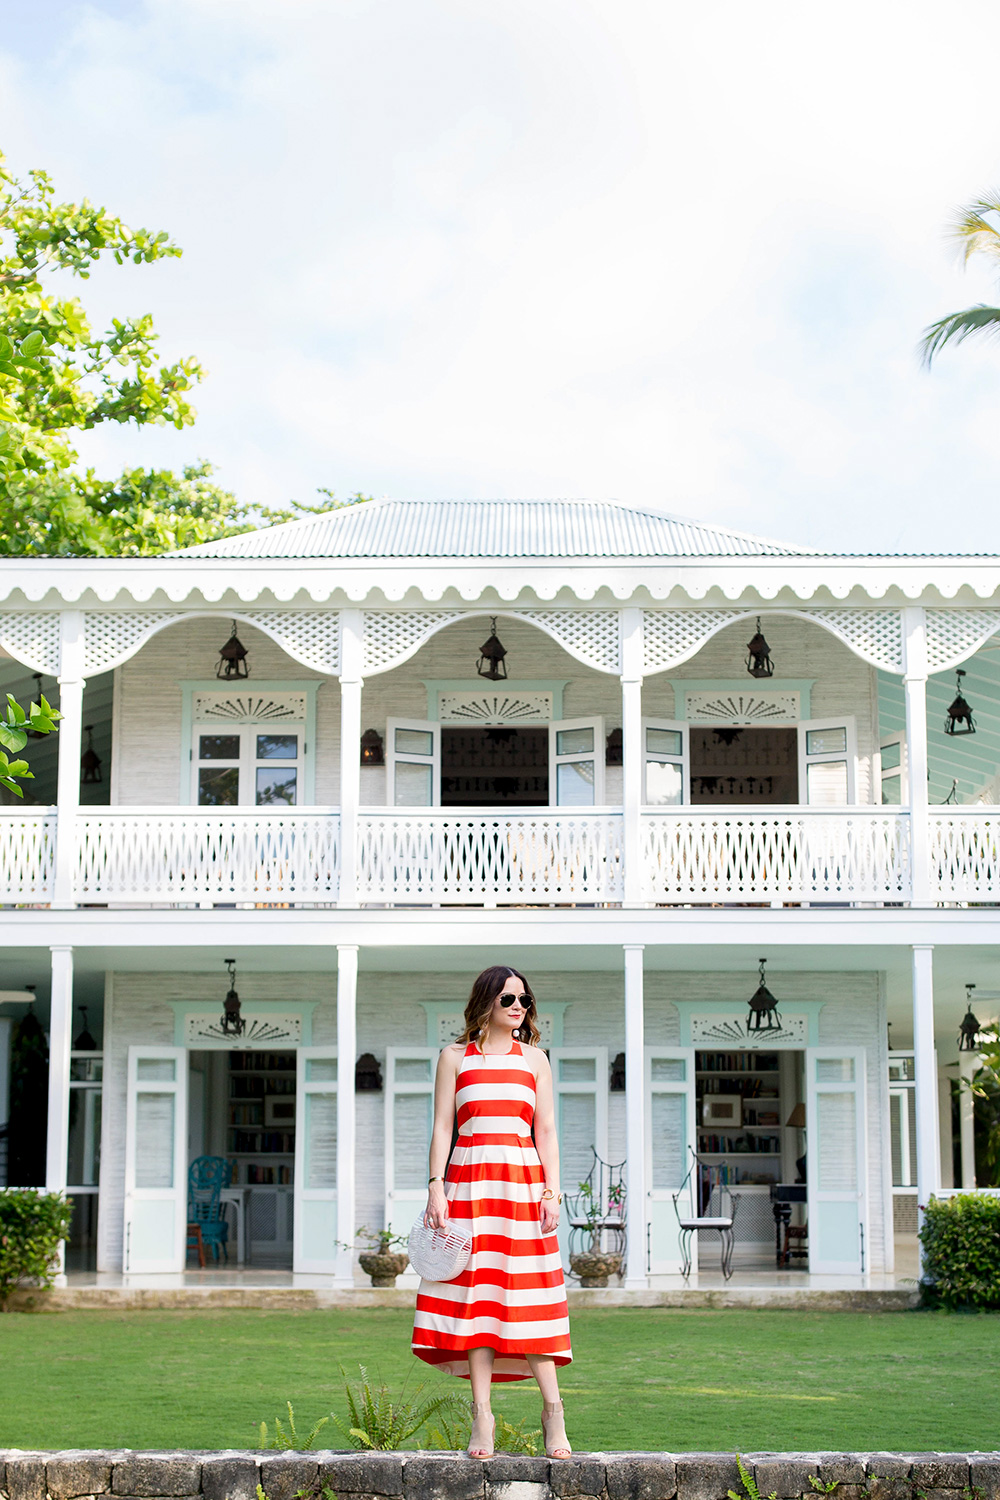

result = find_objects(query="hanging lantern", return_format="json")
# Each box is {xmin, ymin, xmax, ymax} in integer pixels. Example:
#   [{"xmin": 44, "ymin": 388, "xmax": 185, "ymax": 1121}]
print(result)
[
  {"xmin": 609, "ymin": 1051, "xmax": 626, "ymax": 1091},
  {"xmin": 81, "ymin": 724, "xmax": 102, "ymax": 785},
  {"xmin": 958, "ymin": 984, "xmax": 981, "ymax": 1052},
  {"xmin": 747, "ymin": 956, "xmax": 782, "ymax": 1032},
  {"xmin": 216, "ymin": 621, "xmax": 250, "ymax": 681},
  {"xmin": 360, "ymin": 729, "xmax": 385, "ymax": 766},
  {"xmin": 220, "ymin": 957, "xmax": 246, "ymax": 1037},
  {"xmin": 476, "ymin": 618, "xmax": 508, "ymax": 681},
  {"xmin": 355, "ymin": 1052, "xmax": 383, "ymax": 1091},
  {"xmin": 944, "ymin": 669, "xmax": 975, "ymax": 735},
  {"xmin": 73, "ymin": 1005, "xmax": 97, "ymax": 1051},
  {"xmin": 745, "ymin": 618, "xmax": 774, "ymax": 679}
]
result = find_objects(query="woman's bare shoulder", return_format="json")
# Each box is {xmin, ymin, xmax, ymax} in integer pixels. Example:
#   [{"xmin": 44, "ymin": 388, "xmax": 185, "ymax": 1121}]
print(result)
[
  {"xmin": 439, "ymin": 1041, "xmax": 466, "ymax": 1063},
  {"xmin": 524, "ymin": 1043, "xmax": 551, "ymax": 1078}
]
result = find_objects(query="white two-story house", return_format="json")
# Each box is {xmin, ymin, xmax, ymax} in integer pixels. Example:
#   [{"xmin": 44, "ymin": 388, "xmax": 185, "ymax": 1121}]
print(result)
[{"xmin": 0, "ymin": 497, "xmax": 997, "ymax": 1288}]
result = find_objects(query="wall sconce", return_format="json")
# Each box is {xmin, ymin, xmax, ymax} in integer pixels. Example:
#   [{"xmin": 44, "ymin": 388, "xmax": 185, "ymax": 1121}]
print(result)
[
  {"xmin": 355, "ymin": 1052, "xmax": 383, "ymax": 1091},
  {"xmin": 747, "ymin": 956, "xmax": 782, "ymax": 1032},
  {"xmin": 605, "ymin": 728, "xmax": 623, "ymax": 766},
  {"xmin": 81, "ymin": 725, "xmax": 102, "ymax": 784},
  {"xmin": 477, "ymin": 618, "xmax": 508, "ymax": 681},
  {"xmin": 745, "ymin": 618, "xmax": 774, "ymax": 679},
  {"xmin": 220, "ymin": 957, "xmax": 246, "ymax": 1037},
  {"xmin": 360, "ymin": 729, "xmax": 385, "ymax": 766},
  {"xmin": 944, "ymin": 669, "xmax": 975, "ymax": 735},
  {"xmin": 217, "ymin": 621, "xmax": 250, "ymax": 680},
  {"xmin": 609, "ymin": 1051, "xmax": 626, "ymax": 1091}
]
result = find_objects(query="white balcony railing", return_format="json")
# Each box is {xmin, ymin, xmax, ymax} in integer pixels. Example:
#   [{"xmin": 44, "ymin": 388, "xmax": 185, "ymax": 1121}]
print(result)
[
  {"xmin": 928, "ymin": 811, "xmax": 1000, "ymax": 903},
  {"xmin": 356, "ymin": 809, "xmax": 624, "ymax": 905},
  {"xmin": 74, "ymin": 807, "xmax": 341, "ymax": 904},
  {"xmin": 0, "ymin": 807, "xmax": 56, "ymax": 903},
  {"xmin": 641, "ymin": 808, "xmax": 911, "ymax": 904}
]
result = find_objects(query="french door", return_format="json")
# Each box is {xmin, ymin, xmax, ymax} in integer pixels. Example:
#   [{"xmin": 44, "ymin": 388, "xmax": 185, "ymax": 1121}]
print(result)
[
  {"xmin": 550, "ymin": 1047, "xmax": 608, "ymax": 1267},
  {"xmin": 798, "ymin": 718, "xmax": 857, "ymax": 805},
  {"xmin": 805, "ymin": 1046, "xmax": 868, "ymax": 1273},
  {"xmin": 549, "ymin": 718, "xmax": 605, "ymax": 805},
  {"xmin": 123, "ymin": 1046, "xmax": 187, "ymax": 1273},
  {"xmin": 644, "ymin": 1047, "xmax": 696, "ymax": 1274},
  {"xmin": 386, "ymin": 721, "xmax": 441, "ymax": 806},
  {"xmin": 642, "ymin": 719, "xmax": 689, "ymax": 805},
  {"xmin": 293, "ymin": 1048, "xmax": 339, "ymax": 1273},
  {"xmin": 384, "ymin": 1047, "xmax": 438, "ymax": 1262}
]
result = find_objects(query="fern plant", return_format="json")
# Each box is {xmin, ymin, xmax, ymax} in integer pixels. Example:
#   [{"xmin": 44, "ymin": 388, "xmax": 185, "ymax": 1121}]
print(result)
[
  {"xmin": 729, "ymin": 1456, "xmax": 778, "ymax": 1500},
  {"xmin": 424, "ymin": 1408, "xmax": 541, "ymax": 1454},
  {"xmin": 257, "ymin": 1401, "xmax": 330, "ymax": 1451},
  {"xmin": 331, "ymin": 1365, "xmax": 462, "ymax": 1451}
]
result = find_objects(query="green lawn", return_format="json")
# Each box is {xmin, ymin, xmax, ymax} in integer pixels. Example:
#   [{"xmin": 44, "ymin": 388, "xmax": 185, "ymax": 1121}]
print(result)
[{"xmin": 0, "ymin": 1308, "xmax": 996, "ymax": 1453}]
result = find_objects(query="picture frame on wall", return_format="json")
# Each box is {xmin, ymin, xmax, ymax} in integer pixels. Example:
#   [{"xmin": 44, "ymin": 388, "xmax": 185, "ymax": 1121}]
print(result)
[
  {"xmin": 701, "ymin": 1093, "xmax": 742, "ymax": 1127},
  {"xmin": 265, "ymin": 1097, "xmax": 296, "ymax": 1127}
]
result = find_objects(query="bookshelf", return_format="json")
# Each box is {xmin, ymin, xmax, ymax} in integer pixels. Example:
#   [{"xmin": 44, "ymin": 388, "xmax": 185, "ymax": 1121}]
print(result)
[
  {"xmin": 695, "ymin": 1050, "xmax": 784, "ymax": 1186},
  {"xmin": 226, "ymin": 1051, "xmax": 296, "ymax": 1186}
]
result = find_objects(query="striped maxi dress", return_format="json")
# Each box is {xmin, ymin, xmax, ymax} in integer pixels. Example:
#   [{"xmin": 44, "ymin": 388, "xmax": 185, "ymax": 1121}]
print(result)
[{"xmin": 411, "ymin": 1039, "xmax": 572, "ymax": 1381}]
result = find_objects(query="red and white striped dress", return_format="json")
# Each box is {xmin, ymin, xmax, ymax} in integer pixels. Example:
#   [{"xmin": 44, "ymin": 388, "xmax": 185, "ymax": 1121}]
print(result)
[{"xmin": 411, "ymin": 1040, "xmax": 572, "ymax": 1382}]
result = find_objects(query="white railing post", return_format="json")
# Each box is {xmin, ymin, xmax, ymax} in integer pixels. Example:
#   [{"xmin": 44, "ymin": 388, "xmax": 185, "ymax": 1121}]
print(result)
[
  {"xmin": 959, "ymin": 1050, "xmax": 977, "ymax": 1190},
  {"xmin": 338, "ymin": 611, "xmax": 364, "ymax": 908},
  {"xmin": 336, "ymin": 943, "xmax": 358, "ymax": 1286},
  {"xmin": 912, "ymin": 944, "xmax": 940, "ymax": 1244},
  {"xmin": 623, "ymin": 943, "xmax": 648, "ymax": 1288},
  {"xmin": 903, "ymin": 607, "xmax": 930, "ymax": 906},
  {"xmin": 621, "ymin": 608, "xmax": 644, "ymax": 907},
  {"xmin": 52, "ymin": 611, "xmax": 86, "ymax": 909},
  {"xmin": 46, "ymin": 944, "xmax": 74, "ymax": 1285}
]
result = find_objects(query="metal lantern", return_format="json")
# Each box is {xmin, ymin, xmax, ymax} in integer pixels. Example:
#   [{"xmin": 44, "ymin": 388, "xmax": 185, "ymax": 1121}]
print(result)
[
  {"xmin": 477, "ymin": 618, "xmax": 508, "ymax": 681},
  {"xmin": 609, "ymin": 1051, "xmax": 626, "ymax": 1092},
  {"xmin": 747, "ymin": 956, "xmax": 782, "ymax": 1032},
  {"xmin": 81, "ymin": 724, "xmax": 102, "ymax": 785},
  {"xmin": 605, "ymin": 728, "xmax": 623, "ymax": 766},
  {"xmin": 216, "ymin": 621, "xmax": 250, "ymax": 681},
  {"xmin": 360, "ymin": 729, "xmax": 385, "ymax": 766},
  {"xmin": 944, "ymin": 669, "xmax": 975, "ymax": 735},
  {"xmin": 355, "ymin": 1052, "xmax": 383, "ymax": 1091},
  {"xmin": 745, "ymin": 618, "xmax": 774, "ymax": 679},
  {"xmin": 74, "ymin": 1005, "xmax": 97, "ymax": 1051},
  {"xmin": 958, "ymin": 984, "xmax": 981, "ymax": 1052},
  {"xmin": 220, "ymin": 957, "xmax": 246, "ymax": 1037}
]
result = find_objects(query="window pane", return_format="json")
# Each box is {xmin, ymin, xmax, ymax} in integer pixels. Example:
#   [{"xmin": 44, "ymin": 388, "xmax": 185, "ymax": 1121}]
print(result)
[
  {"xmin": 256, "ymin": 734, "xmax": 298, "ymax": 760},
  {"xmin": 395, "ymin": 1058, "xmax": 432, "ymax": 1082},
  {"xmin": 395, "ymin": 762, "xmax": 433, "ymax": 805},
  {"xmin": 647, "ymin": 728, "xmax": 682, "ymax": 756},
  {"xmin": 558, "ymin": 1092, "xmax": 597, "ymax": 1185},
  {"xmin": 304, "ymin": 1094, "xmax": 337, "ymax": 1189},
  {"xmin": 806, "ymin": 727, "xmax": 847, "ymax": 755},
  {"xmin": 817, "ymin": 1092, "xmax": 857, "ymax": 1191},
  {"xmin": 306, "ymin": 1058, "xmax": 337, "ymax": 1081},
  {"xmin": 888, "ymin": 1055, "xmax": 915, "ymax": 1082},
  {"xmin": 817, "ymin": 1057, "xmax": 854, "ymax": 1082},
  {"xmin": 646, "ymin": 761, "xmax": 683, "ymax": 806},
  {"xmin": 556, "ymin": 727, "xmax": 594, "ymax": 756},
  {"xmin": 71, "ymin": 1057, "xmax": 102, "ymax": 1082},
  {"xmin": 68, "ymin": 1086, "xmax": 102, "ymax": 1186},
  {"xmin": 651, "ymin": 1057, "xmax": 686, "ymax": 1082},
  {"xmin": 199, "ymin": 734, "xmax": 240, "ymax": 760},
  {"xmin": 137, "ymin": 1058, "xmax": 175, "ymax": 1081},
  {"xmin": 134, "ymin": 1093, "xmax": 174, "ymax": 1187},
  {"xmin": 199, "ymin": 767, "xmax": 240, "ymax": 806},
  {"xmin": 395, "ymin": 728, "xmax": 433, "ymax": 756},
  {"xmin": 807, "ymin": 760, "xmax": 848, "ymax": 806},
  {"xmin": 881, "ymin": 774, "xmax": 902, "ymax": 806},
  {"xmin": 256, "ymin": 767, "xmax": 298, "ymax": 805},
  {"xmin": 650, "ymin": 1092, "xmax": 686, "ymax": 1189},
  {"xmin": 881, "ymin": 741, "xmax": 901, "ymax": 771},
  {"xmin": 393, "ymin": 1093, "xmax": 431, "ymax": 1189},
  {"xmin": 557, "ymin": 761, "xmax": 596, "ymax": 806},
  {"xmin": 558, "ymin": 1058, "xmax": 596, "ymax": 1082}
]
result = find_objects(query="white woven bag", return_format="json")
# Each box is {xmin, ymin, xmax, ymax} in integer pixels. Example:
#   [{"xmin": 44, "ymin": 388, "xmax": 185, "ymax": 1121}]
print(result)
[{"xmin": 407, "ymin": 1215, "xmax": 472, "ymax": 1283}]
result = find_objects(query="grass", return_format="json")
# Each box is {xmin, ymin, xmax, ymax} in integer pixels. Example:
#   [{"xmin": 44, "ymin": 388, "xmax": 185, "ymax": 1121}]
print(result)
[{"xmin": 0, "ymin": 1308, "xmax": 997, "ymax": 1452}]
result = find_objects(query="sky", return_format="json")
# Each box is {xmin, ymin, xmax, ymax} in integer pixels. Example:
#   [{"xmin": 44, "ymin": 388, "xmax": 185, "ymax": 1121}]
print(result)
[{"xmin": 3, "ymin": 0, "xmax": 1000, "ymax": 554}]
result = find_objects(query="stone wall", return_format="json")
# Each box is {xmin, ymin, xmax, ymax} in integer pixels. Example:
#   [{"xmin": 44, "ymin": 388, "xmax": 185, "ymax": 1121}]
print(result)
[{"xmin": 2, "ymin": 1451, "xmax": 997, "ymax": 1500}]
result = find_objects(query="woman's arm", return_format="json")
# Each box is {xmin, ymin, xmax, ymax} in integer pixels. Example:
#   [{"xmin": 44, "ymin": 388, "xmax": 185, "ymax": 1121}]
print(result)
[
  {"xmin": 531, "ymin": 1050, "xmax": 562, "ymax": 1236},
  {"xmin": 425, "ymin": 1045, "xmax": 460, "ymax": 1229}
]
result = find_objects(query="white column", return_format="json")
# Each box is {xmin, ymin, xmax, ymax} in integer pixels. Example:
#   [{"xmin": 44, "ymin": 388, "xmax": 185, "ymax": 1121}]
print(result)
[
  {"xmin": 338, "ymin": 610, "xmax": 364, "ymax": 909},
  {"xmin": 958, "ymin": 1051, "xmax": 977, "ymax": 1190},
  {"xmin": 623, "ymin": 943, "xmax": 647, "ymax": 1288},
  {"xmin": 336, "ymin": 944, "xmax": 358, "ymax": 1286},
  {"xmin": 903, "ymin": 608, "xmax": 930, "ymax": 906},
  {"xmin": 52, "ymin": 611, "xmax": 86, "ymax": 909},
  {"xmin": 46, "ymin": 945, "xmax": 74, "ymax": 1250},
  {"xmin": 620, "ymin": 608, "xmax": 644, "ymax": 907},
  {"xmin": 912, "ymin": 944, "xmax": 941, "ymax": 1234}
]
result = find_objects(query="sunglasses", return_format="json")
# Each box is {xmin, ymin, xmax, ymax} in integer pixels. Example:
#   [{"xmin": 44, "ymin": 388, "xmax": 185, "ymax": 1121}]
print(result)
[{"xmin": 498, "ymin": 993, "xmax": 532, "ymax": 1009}]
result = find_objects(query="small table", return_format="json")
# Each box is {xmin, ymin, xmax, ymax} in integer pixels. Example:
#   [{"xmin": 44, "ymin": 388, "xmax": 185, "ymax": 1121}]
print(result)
[
  {"xmin": 219, "ymin": 1186, "xmax": 250, "ymax": 1265},
  {"xmin": 769, "ymin": 1182, "xmax": 807, "ymax": 1266}
]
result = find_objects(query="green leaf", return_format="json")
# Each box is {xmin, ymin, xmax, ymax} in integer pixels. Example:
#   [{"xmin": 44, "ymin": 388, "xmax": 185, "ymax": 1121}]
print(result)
[{"xmin": 18, "ymin": 330, "xmax": 45, "ymax": 357}]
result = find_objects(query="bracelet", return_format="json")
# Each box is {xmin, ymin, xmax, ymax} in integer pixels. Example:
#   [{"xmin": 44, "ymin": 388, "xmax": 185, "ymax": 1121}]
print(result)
[
  {"xmin": 428, "ymin": 1176, "xmax": 444, "ymax": 1186},
  {"xmin": 541, "ymin": 1189, "xmax": 563, "ymax": 1205}
]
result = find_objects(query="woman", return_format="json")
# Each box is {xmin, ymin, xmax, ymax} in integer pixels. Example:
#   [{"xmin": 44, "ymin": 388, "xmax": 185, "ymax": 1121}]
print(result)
[{"xmin": 411, "ymin": 964, "xmax": 572, "ymax": 1460}]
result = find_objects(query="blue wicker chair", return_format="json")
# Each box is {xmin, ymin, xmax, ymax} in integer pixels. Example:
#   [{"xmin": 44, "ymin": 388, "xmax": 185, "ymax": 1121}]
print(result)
[{"xmin": 187, "ymin": 1155, "xmax": 230, "ymax": 1263}]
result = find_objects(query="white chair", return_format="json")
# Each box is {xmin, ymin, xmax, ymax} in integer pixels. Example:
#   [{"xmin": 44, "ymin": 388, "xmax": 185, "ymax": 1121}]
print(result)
[{"xmin": 671, "ymin": 1147, "xmax": 740, "ymax": 1279}]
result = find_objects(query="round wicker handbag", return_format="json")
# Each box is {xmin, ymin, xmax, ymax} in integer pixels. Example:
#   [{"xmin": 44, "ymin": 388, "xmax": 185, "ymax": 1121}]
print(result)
[{"xmin": 407, "ymin": 1214, "xmax": 472, "ymax": 1283}]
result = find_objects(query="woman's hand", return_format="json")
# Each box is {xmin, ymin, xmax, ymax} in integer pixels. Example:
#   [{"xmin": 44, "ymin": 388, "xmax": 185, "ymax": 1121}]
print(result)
[
  {"xmin": 539, "ymin": 1194, "xmax": 560, "ymax": 1235},
  {"xmin": 425, "ymin": 1181, "xmax": 449, "ymax": 1230}
]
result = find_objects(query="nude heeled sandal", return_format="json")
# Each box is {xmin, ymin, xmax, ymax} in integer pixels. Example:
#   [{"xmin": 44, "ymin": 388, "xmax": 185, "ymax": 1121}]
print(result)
[
  {"xmin": 468, "ymin": 1401, "xmax": 495, "ymax": 1459},
  {"xmin": 541, "ymin": 1400, "xmax": 571, "ymax": 1459}
]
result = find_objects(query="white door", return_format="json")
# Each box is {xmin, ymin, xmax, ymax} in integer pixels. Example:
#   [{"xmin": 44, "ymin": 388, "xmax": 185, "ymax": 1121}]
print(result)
[
  {"xmin": 879, "ymin": 733, "xmax": 908, "ymax": 806},
  {"xmin": 549, "ymin": 717, "xmax": 605, "ymax": 806},
  {"xmin": 386, "ymin": 720, "xmax": 441, "ymax": 806},
  {"xmin": 644, "ymin": 1047, "xmax": 697, "ymax": 1274},
  {"xmin": 384, "ymin": 1047, "xmax": 438, "ymax": 1249},
  {"xmin": 805, "ymin": 1046, "xmax": 868, "ymax": 1273},
  {"xmin": 293, "ymin": 1048, "xmax": 338, "ymax": 1273},
  {"xmin": 798, "ymin": 719, "xmax": 857, "ymax": 805},
  {"xmin": 123, "ymin": 1045, "xmax": 187, "ymax": 1274},
  {"xmin": 642, "ymin": 719, "xmax": 689, "ymax": 805},
  {"xmin": 550, "ymin": 1047, "xmax": 609, "ymax": 1267}
]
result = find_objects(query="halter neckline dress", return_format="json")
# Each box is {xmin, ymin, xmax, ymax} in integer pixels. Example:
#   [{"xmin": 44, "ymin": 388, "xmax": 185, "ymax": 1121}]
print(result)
[{"xmin": 411, "ymin": 1039, "xmax": 572, "ymax": 1381}]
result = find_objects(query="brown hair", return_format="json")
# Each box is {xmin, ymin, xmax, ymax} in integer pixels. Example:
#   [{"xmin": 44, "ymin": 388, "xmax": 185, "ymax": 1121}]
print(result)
[{"xmin": 457, "ymin": 965, "xmax": 540, "ymax": 1048}]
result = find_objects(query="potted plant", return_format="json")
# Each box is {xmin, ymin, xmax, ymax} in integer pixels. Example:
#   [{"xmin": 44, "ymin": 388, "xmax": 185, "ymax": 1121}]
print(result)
[
  {"xmin": 568, "ymin": 1180, "xmax": 624, "ymax": 1288},
  {"xmin": 356, "ymin": 1225, "xmax": 410, "ymax": 1287}
]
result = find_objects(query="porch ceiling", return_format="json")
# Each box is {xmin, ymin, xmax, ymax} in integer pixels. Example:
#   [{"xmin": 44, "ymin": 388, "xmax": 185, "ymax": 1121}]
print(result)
[{"xmin": 880, "ymin": 645, "xmax": 1000, "ymax": 802}]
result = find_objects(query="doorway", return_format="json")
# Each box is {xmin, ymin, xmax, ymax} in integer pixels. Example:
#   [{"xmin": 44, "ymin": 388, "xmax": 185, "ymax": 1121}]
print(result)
[
  {"xmin": 440, "ymin": 726, "xmax": 548, "ymax": 806},
  {"xmin": 689, "ymin": 727, "xmax": 798, "ymax": 805}
]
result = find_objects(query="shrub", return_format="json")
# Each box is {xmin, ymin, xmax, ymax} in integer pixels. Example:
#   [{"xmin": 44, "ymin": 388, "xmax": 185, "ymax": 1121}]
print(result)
[
  {"xmin": 919, "ymin": 1192, "xmax": 1000, "ymax": 1309},
  {"xmin": 0, "ymin": 1189, "xmax": 73, "ymax": 1308}
]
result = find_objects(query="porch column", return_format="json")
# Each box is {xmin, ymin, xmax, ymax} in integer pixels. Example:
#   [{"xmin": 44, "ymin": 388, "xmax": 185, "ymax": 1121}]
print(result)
[
  {"xmin": 623, "ymin": 943, "xmax": 647, "ymax": 1288},
  {"xmin": 46, "ymin": 945, "xmax": 74, "ymax": 1283},
  {"xmin": 52, "ymin": 611, "xmax": 86, "ymax": 910},
  {"xmin": 338, "ymin": 610, "xmax": 364, "ymax": 908},
  {"xmin": 911, "ymin": 944, "xmax": 941, "ymax": 1233},
  {"xmin": 621, "ymin": 608, "xmax": 644, "ymax": 907},
  {"xmin": 336, "ymin": 944, "xmax": 358, "ymax": 1286},
  {"xmin": 958, "ymin": 1051, "xmax": 977, "ymax": 1190},
  {"xmin": 903, "ymin": 608, "xmax": 930, "ymax": 906}
]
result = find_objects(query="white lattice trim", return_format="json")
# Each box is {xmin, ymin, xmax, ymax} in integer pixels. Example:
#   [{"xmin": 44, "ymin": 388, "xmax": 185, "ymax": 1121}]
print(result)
[
  {"xmin": 363, "ymin": 610, "xmax": 464, "ymax": 674},
  {"xmin": 82, "ymin": 610, "xmax": 341, "ymax": 676},
  {"xmin": 243, "ymin": 611, "xmax": 340, "ymax": 675},
  {"xmin": 809, "ymin": 610, "xmax": 904, "ymax": 673},
  {"xmin": 925, "ymin": 610, "xmax": 1000, "ymax": 675},
  {"xmin": 84, "ymin": 612, "xmax": 175, "ymax": 673},
  {"xmin": 0, "ymin": 613, "xmax": 61, "ymax": 675},
  {"xmin": 519, "ymin": 610, "xmax": 621, "ymax": 674},
  {"xmin": 643, "ymin": 610, "xmax": 742, "ymax": 674},
  {"xmin": 363, "ymin": 609, "xmax": 622, "ymax": 676},
  {"xmin": 642, "ymin": 607, "xmax": 905, "ymax": 675}
]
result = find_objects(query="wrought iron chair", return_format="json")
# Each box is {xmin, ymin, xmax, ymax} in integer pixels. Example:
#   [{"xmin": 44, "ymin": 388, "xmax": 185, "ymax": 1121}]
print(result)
[
  {"xmin": 671, "ymin": 1147, "xmax": 740, "ymax": 1280},
  {"xmin": 565, "ymin": 1148, "xmax": 627, "ymax": 1263},
  {"xmin": 187, "ymin": 1155, "xmax": 230, "ymax": 1263}
]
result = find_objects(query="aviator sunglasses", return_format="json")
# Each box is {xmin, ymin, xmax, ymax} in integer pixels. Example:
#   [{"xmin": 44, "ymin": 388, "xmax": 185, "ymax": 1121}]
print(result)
[{"xmin": 498, "ymin": 992, "xmax": 532, "ymax": 1009}]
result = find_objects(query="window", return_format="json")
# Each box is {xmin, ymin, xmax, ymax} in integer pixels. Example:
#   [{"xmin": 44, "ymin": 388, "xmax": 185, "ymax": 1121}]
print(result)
[{"xmin": 193, "ymin": 727, "xmax": 304, "ymax": 806}]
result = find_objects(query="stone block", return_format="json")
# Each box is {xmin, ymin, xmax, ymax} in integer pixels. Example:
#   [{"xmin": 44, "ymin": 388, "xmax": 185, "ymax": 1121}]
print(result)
[
  {"xmin": 113, "ymin": 1458, "xmax": 202, "ymax": 1498},
  {"xmin": 676, "ymin": 1456, "xmax": 743, "ymax": 1500},
  {"xmin": 548, "ymin": 1458, "xmax": 607, "ymax": 1497},
  {"xmin": 752, "ymin": 1459, "xmax": 819, "ymax": 1499},
  {"xmin": 258, "ymin": 1457, "xmax": 318, "ymax": 1500},
  {"xmin": 484, "ymin": 1480, "xmax": 549, "ymax": 1500},
  {"xmin": 866, "ymin": 1459, "xmax": 912, "ymax": 1500},
  {"xmin": 818, "ymin": 1459, "xmax": 866, "ymax": 1489},
  {"xmin": 6, "ymin": 1457, "xmax": 48, "ymax": 1500},
  {"xmin": 402, "ymin": 1455, "xmax": 485, "ymax": 1500},
  {"xmin": 201, "ymin": 1457, "xmax": 260, "ymax": 1500},
  {"xmin": 606, "ymin": 1455, "xmax": 678, "ymax": 1500},
  {"xmin": 970, "ymin": 1459, "xmax": 1000, "ymax": 1500},
  {"xmin": 909, "ymin": 1461, "xmax": 969, "ymax": 1492},
  {"xmin": 484, "ymin": 1456, "xmax": 551, "ymax": 1489},
  {"xmin": 317, "ymin": 1455, "xmax": 404, "ymax": 1497},
  {"xmin": 47, "ymin": 1455, "xmax": 114, "ymax": 1499}
]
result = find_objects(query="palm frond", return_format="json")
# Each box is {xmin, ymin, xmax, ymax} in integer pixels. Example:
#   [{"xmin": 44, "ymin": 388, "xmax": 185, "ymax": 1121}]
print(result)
[
  {"xmin": 950, "ymin": 193, "xmax": 1000, "ymax": 265},
  {"xmin": 919, "ymin": 304, "xmax": 1000, "ymax": 366}
]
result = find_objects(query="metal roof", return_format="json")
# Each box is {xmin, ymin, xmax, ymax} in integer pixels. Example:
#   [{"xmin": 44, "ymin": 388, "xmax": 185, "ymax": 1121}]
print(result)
[{"xmin": 171, "ymin": 498, "xmax": 809, "ymax": 560}]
